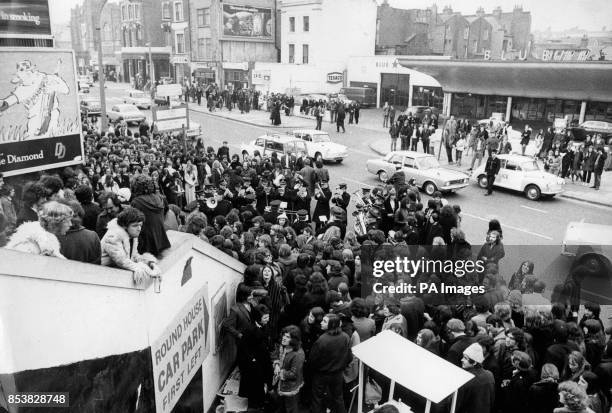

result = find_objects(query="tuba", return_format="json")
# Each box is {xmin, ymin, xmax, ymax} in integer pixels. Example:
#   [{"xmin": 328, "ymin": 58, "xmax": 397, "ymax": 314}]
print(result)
[{"xmin": 351, "ymin": 190, "xmax": 369, "ymax": 236}]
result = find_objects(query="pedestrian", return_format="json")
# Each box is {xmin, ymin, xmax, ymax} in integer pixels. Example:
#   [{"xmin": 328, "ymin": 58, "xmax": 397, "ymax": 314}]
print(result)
[
  {"xmin": 521, "ymin": 125, "xmax": 532, "ymax": 156},
  {"xmin": 442, "ymin": 128, "xmax": 453, "ymax": 163},
  {"xmin": 313, "ymin": 104, "xmax": 321, "ymax": 130},
  {"xmin": 330, "ymin": 99, "xmax": 337, "ymax": 124},
  {"xmin": 484, "ymin": 149, "xmax": 501, "ymax": 196},
  {"xmin": 382, "ymin": 102, "xmax": 390, "ymax": 127},
  {"xmin": 389, "ymin": 105, "xmax": 396, "ymax": 126},
  {"xmin": 274, "ymin": 325, "xmax": 305, "ymax": 413},
  {"xmin": 308, "ymin": 313, "xmax": 352, "ymax": 413},
  {"xmin": 399, "ymin": 120, "xmax": 410, "ymax": 151},
  {"xmin": 336, "ymin": 104, "xmax": 346, "ymax": 133},
  {"xmin": 582, "ymin": 146, "xmax": 595, "ymax": 186},
  {"xmin": 592, "ymin": 146, "xmax": 607, "ymax": 190},
  {"xmin": 455, "ymin": 133, "xmax": 467, "ymax": 167},
  {"xmin": 455, "ymin": 343, "xmax": 495, "ymax": 413},
  {"xmin": 389, "ymin": 120, "xmax": 399, "ymax": 151},
  {"xmin": 348, "ymin": 103, "xmax": 354, "ymax": 124},
  {"xmin": 354, "ymin": 102, "xmax": 360, "ymax": 125}
]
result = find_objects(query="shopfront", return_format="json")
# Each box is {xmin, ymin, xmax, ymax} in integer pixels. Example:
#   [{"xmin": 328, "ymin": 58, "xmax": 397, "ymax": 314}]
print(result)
[
  {"xmin": 346, "ymin": 56, "xmax": 447, "ymax": 109},
  {"xmin": 398, "ymin": 59, "xmax": 612, "ymax": 129},
  {"xmin": 222, "ymin": 62, "xmax": 249, "ymax": 90},
  {"xmin": 121, "ymin": 47, "xmax": 171, "ymax": 89}
]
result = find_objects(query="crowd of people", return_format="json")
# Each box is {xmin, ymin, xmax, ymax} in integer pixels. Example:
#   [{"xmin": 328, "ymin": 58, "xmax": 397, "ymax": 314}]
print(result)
[{"xmin": 1, "ymin": 101, "xmax": 612, "ymax": 413}]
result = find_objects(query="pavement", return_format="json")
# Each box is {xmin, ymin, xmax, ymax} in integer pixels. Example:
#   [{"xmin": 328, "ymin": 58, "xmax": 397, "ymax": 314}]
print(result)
[{"xmin": 368, "ymin": 138, "xmax": 612, "ymax": 208}]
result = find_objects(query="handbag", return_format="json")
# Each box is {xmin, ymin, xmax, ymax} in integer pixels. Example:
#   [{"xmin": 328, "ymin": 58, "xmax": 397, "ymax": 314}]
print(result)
[{"xmin": 364, "ymin": 378, "xmax": 382, "ymax": 405}]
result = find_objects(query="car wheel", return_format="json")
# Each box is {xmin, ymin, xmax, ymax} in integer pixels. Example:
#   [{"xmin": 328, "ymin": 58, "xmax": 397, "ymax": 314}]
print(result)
[
  {"xmin": 315, "ymin": 152, "xmax": 322, "ymax": 162},
  {"xmin": 525, "ymin": 185, "xmax": 541, "ymax": 201},
  {"xmin": 423, "ymin": 181, "xmax": 437, "ymax": 196},
  {"xmin": 378, "ymin": 170, "xmax": 389, "ymax": 182},
  {"xmin": 477, "ymin": 175, "xmax": 488, "ymax": 189}
]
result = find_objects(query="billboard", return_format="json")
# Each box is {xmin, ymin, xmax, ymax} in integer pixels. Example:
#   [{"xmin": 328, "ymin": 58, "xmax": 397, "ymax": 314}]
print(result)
[
  {"xmin": 0, "ymin": 48, "xmax": 84, "ymax": 176},
  {"xmin": 222, "ymin": 4, "xmax": 272, "ymax": 39},
  {"xmin": 0, "ymin": 0, "xmax": 51, "ymax": 36}
]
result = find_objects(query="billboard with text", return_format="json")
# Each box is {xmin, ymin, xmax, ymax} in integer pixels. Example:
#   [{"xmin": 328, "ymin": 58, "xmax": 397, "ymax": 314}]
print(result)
[
  {"xmin": 0, "ymin": 0, "xmax": 51, "ymax": 36},
  {"xmin": 222, "ymin": 4, "xmax": 272, "ymax": 39},
  {"xmin": 0, "ymin": 49, "xmax": 83, "ymax": 176}
]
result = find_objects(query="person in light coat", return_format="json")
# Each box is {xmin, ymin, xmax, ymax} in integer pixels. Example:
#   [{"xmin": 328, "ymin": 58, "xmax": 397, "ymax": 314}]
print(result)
[{"xmin": 100, "ymin": 207, "xmax": 161, "ymax": 285}]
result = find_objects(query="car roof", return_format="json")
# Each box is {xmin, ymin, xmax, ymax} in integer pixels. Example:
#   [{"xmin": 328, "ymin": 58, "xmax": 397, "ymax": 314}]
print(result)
[
  {"xmin": 293, "ymin": 129, "xmax": 329, "ymax": 135},
  {"xmin": 256, "ymin": 134, "xmax": 298, "ymax": 143},
  {"xmin": 116, "ymin": 103, "xmax": 138, "ymax": 110},
  {"xmin": 496, "ymin": 154, "xmax": 536, "ymax": 162},
  {"xmin": 387, "ymin": 150, "xmax": 433, "ymax": 159}
]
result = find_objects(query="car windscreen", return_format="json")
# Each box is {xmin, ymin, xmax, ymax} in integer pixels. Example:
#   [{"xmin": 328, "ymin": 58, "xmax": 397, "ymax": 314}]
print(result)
[
  {"xmin": 312, "ymin": 134, "xmax": 331, "ymax": 143},
  {"xmin": 417, "ymin": 157, "xmax": 440, "ymax": 169},
  {"xmin": 520, "ymin": 160, "xmax": 540, "ymax": 172}
]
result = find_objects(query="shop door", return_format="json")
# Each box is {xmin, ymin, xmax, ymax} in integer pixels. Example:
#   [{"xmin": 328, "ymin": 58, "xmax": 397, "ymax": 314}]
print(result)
[{"xmin": 380, "ymin": 73, "xmax": 410, "ymax": 111}]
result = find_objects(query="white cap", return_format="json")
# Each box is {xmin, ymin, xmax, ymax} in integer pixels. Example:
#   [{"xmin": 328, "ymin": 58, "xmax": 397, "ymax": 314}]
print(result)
[{"xmin": 463, "ymin": 343, "xmax": 484, "ymax": 364}]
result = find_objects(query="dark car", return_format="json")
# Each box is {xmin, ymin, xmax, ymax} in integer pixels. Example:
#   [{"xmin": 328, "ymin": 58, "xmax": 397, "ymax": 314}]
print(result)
[{"xmin": 570, "ymin": 120, "xmax": 612, "ymax": 142}]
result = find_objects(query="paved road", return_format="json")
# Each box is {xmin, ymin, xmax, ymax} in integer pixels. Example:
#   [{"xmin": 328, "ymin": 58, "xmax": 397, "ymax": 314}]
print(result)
[{"xmin": 92, "ymin": 83, "xmax": 612, "ymax": 306}]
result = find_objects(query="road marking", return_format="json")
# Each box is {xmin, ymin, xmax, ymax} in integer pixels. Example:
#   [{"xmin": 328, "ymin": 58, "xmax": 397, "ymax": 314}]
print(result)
[
  {"xmin": 520, "ymin": 205, "xmax": 548, "ymax": 214},
  {"xmin": 462, "ymin": 212, "xmax": 554, "ymax": 240},
  {"xmin": 341, "ymin": 177, "xmax": 373, "ymax": 188}
]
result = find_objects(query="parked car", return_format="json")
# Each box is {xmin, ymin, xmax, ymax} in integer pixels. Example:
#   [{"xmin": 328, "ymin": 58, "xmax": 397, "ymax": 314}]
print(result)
[
  {"xmin": 570, "ymin": 120, "xmax": 612, "ymax": 143},
  {"xmin": 404, "ymin": 106, "xmax": 441, "ymax": 121},
  {"xmin": 290, "ymin": 129, "xmax": 348, "ymax": 163},
  {"xmin": 77, "ymin": 75, "xmax": 93, "ymax": 87},
  {"xmin": 107, "ymin": 104, "xmax": 146, "ymax": 125},
  {"xmin": 79, "ymin": 95, "xmax": 101, "ymax": 116},
  {"xmin": 366, "ymin": 150, "xmax": 470, "ymax": 195},
  {"xmin": 471, "ymin": 154, "xmax": 565, "ymax": 200},
  {"xmin": 240, "ymin": 134, "xmax": 308, "ymax": 158},
  {"xmin": 561, "ymin": 222, "xmax": 612, "ymax": 286},
  {"xmin": 124, "ymin": 90, "xmax": 152, "ymax": 109}
]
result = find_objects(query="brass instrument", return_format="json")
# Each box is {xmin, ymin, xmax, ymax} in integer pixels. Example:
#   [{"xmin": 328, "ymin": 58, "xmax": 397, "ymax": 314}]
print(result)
[{"xmin": 351, "ymin": 190, "xmax": 369, "ymax": 236}]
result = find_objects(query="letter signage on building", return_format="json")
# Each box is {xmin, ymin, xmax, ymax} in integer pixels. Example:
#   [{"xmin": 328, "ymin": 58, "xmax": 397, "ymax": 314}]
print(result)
[
  {"xmin": 0, "ymin": 49, "xmax": 84, "ymax": 177},
  {"xmin": 252, "ymin": 69, "xmax": 271, "ymax": 85},
  {"xmin": 222, "ymin": 4, "xmax": 272, "ymax": 39},
  {"xmin": 151, "ymin": 283, "xmax": 210, "ymax": 413},
  {"xmin": 327, "ymin": 72, "xmax": 344, "ymax": 84},
  {"xmin": 0, "ymin": 0, "xmax": 51, "ymax": 36}
]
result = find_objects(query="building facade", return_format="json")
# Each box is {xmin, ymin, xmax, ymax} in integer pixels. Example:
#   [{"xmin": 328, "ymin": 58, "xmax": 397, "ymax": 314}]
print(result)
[
  {"xmin": 376, "ymin": 4, "xmax": 532, "ymax": 60},
  {"xmin": 119, "ymin": 0, "xmax": 171, "ymax": 87},
  {"xmin": 166, "ymin": 0, "xmax": 191, "ymax": 83},
  {"xmin": 188, "ymin": 0, "xmax": 277, "ymax": 88},
  {"xmin": 70, "ymin": 0, "xmax": 122, "ymax": 77},
  {"xmin": 280, "ymin": 0, "xmax": 377, "ymax": 66}
]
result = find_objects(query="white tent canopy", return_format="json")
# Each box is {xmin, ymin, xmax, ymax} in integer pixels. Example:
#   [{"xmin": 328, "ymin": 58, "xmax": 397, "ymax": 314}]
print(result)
[{"xmin": 352, "ymin": 330, "xmax": 474, "ymax": 412}]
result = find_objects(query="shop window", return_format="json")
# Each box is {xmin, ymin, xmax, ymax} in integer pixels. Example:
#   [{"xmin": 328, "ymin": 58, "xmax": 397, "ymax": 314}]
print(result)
[
  {"xmin": 302, "ymin": 44, "xmax": 309, "ymax": 64},
  {"xmin": 288, "ymin": 44, "xmax": 295, "ymax": 63},
  {"xmin": 289, "ymin": 17, "xmax": 295, "ymax": 32}
]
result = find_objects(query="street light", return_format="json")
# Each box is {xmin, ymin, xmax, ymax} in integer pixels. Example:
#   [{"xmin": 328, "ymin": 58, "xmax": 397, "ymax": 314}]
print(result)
[
  {"xmin": 146, "ymin": 42, "xmax": 155, "ymax": 99},
  {"xmin": 96, "ymin": 0, "xmax": 109, "ymax": 133}
]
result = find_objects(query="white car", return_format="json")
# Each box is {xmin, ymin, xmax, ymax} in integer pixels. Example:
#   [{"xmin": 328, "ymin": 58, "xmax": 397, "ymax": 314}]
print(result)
[
  {"xmin": 291, "ymin": 129, "xmax": 348, "ymax": 163},
  {"xmin": 107, "ymin": 104, "xmax": 146, "ymax": 125},
  {"xmin": 561, "ymin": 222, "xmax": 612, "ymax": 282},
  {"xmin": 472, "ymin": 154, "xmax": 565, "ymax": 200},
  {"xmin": 124, "ymin": 90, "xmax": 152, "ymax": 109},
  {"xmin": 240, "ymin": 134, "xmax": 308, "ymax": 158}
]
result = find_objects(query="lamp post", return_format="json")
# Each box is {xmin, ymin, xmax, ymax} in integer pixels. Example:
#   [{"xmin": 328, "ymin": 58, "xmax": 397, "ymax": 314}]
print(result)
[
  {"xmin": 96, "ymin": 0, "xmax": 109, "ymax": 133},
  {"xmin": 147, "ymin": 42, "xmax": 155, "ymax": 99}
]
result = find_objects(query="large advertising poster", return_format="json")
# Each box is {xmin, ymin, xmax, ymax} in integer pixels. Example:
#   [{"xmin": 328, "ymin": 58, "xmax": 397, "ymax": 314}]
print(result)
[
  {"xmin": 222, "ymin": 4, "xmax": 272, "ymax": 39},
  {"xmin": 0, "ymin": 49, "xmax": 83, "ymax": 177},
  {"xmin": 0, "ymin": 0, "xmax": 51, "ymax": 36}
]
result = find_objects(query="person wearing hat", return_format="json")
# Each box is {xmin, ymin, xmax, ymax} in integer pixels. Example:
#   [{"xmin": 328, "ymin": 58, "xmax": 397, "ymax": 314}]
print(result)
[
  {"xmin": 256, "ymin": 177, "xmax": 277, "ymax": 214},
  {"xmin": 240, "ymin": 193, "xmax": 260, "ymax": 218},
  {"xmin": 484, "ymin": 148, "xmax": 501, "ymax": 196},
  {"xmin": 455, "ymin": 343, "xmax": 495, "ymax": 413},
  {"xmin": 446, "ymin": 318, "xmax": 477, "ymax": 367},
  {"xmin": 331, "ymin": 184, "xmax": 350, "ymax": 215},
  {"xmin": 293, "ymin": 179, "xmax": 311, "ymax": 212},
  {"xmin": 292, "ymin": 209, "xmax": 311, "ymax": 234},
  {"xmin": 317, "ymin": 206, "xmax": 347, "ymax": 239},
  {"xmin": 263, "ymin": 199, "xmax": 282, "ymax": 224},
  {"xmin": 312, "ymin": 179, "xmax": 332, "ymax": 230}
]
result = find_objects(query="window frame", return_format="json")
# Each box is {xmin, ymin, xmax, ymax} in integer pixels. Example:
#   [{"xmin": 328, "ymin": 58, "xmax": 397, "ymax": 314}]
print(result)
[
  {"xmin": 174, "ymin": 1, "xmax": 183, "ymax": 22},
  {"xmin": 302, "ymin": 44, "xmax": 309, "ymax": 64},
  {"xmin": 303, "ymin": 16, "xmax": 309, "ymax": 32},
  {"xmin": 288, "ymin": 44, "xmax": 295, "ymax": 64},
  {"xmin": 289, "ymin": 17, "xmax": 295, "ymax": 32},
  {"xmin": 176, "ymin": 32, "xmax": 185, "ymax": 54}
]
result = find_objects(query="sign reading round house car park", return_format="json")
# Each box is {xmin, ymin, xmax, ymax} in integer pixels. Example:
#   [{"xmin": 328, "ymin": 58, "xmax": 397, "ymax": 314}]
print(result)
[
  {"xmin": 151, "ymin": 284, "xmax": 210, "ymax": 413},
  {"xmin": 0, "ymin": 48, "xmax": 84, "ymax": 177},
  {"xmin": 327, "ymin": 72, "xmax": 343, "ymax": 83}
]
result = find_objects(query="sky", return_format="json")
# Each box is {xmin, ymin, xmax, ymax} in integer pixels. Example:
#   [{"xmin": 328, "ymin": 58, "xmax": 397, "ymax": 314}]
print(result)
[{"xmin": 50, "ymin": 0, "xmax": 612, "ymax": 32}]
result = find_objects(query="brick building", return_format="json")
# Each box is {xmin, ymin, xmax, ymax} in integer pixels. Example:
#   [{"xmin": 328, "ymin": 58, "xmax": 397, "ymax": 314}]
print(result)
[
  {"xmin": 70, "ymin": 0, "xmax": 122, "ymax": 77},
  {"xmin": 119, "ymin": 0, "xmax": 171, "ymax": 86},
  {"xmin": 188, "ymin": 0, "xmax": 278, "ymax": 88}
]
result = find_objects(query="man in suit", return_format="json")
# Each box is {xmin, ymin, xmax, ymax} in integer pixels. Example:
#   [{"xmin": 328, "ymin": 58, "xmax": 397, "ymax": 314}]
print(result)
[
  {"xmin": 223, "ymin": 283, "xmax": 255, "ymax": 342},
  {"xmin": 217, "ymin": 141, "xmax": 230, "ymax": 161},
  {"xmin": 484, "ymin": 149, "xmax": 501, "ymax": 196},
  {"xmin": 593, "ymin": 146, "xmax": 607, "ymax": 190},
  {"xmin": 298, "ymin": 158, "xmax": 316, "ymax": 197}
]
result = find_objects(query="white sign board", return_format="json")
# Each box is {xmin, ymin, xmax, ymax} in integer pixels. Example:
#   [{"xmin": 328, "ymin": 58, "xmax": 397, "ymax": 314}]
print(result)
[
  {"xmin": 252, "ymin": 69, "xmax": 271, "ymax": 85},
  {"xmin": 156, "ymin": 107, "xmax": 188, "ymax": 121},
  {"xmin": 156, "ymin": 83, "xmax": 182, "ymax": 97},
  {"xmin": 151, "ymin": 284, "xmax": 209, "ymax": 413},
  {"xmin": 156, "ymin": 118, "xmax": 189, "ymax": 132}
]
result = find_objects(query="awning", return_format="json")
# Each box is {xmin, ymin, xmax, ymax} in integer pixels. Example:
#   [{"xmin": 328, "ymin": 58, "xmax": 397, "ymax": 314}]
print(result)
[
  {"xmin": 353, "ymin": 330, "xmax": 473, "ymax": 404},
  {"xmin": 397, "ymin": 59, "xmax": 612, "ymax": 102}
]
